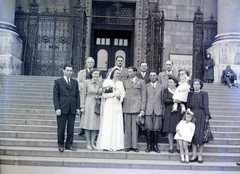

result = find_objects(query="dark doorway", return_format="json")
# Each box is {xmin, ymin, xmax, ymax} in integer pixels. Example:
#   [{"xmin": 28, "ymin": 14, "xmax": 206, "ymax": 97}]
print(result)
[{"xmin": 91, "ymin": 29, "xmax": 133, "ymax": 78}]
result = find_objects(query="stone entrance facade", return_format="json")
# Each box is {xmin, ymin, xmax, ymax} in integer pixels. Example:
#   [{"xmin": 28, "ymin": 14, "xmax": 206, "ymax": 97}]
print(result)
[{"xmin": 1, "ymin": 0, "xmax": 239, "ymax": 84}]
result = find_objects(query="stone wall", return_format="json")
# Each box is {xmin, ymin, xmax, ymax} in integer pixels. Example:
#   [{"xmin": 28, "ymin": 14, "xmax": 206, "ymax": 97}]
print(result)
[
  {"xmin": 0, "ymin": 29, "xmax": 23, "ymax": 75},
  {"xmin": 158, "ymin": 0, "xmax": 203, "ymax": 70}
]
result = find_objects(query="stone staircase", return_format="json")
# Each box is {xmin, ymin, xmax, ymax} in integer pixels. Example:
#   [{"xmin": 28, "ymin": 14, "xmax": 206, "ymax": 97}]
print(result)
[{"xmin": 0, "ymin": 75, "xmax": 240, "ymax": 171}]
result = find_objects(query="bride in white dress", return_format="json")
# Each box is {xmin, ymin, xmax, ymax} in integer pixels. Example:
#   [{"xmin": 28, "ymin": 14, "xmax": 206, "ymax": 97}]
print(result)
[{"xmin": 97, "ymin": 68, "xmax": 125, "ymax": 151}]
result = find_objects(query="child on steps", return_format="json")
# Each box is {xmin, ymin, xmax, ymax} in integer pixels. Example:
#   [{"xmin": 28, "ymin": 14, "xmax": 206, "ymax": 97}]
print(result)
[{"xmin": 174, "ymin": 108, "xmax": 196, "ymax": 163}]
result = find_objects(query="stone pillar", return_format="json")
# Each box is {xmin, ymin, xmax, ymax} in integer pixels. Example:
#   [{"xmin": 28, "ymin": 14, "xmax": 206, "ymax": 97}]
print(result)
[
  {"xmin": 208, "ymin": 0, "xmax": 240, "ymax": 84},
  {"xmin": 0, "ymin": 0, "xmax": 23, "ymax": 75}
]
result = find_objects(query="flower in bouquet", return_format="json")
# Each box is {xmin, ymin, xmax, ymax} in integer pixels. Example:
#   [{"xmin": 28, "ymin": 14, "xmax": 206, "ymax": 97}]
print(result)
[{"xmin": 103, "ymin": 86, "xmax": 113, "ymax": 93}]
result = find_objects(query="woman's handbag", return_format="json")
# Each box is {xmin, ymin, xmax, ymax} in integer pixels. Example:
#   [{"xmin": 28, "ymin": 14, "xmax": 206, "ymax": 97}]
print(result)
[
  {"xmin": 94, "ymin": 85, "xmax": 101, "ymax": 115},
  {"xmin": 202, "ymin": 122, "xmax": 214, "ymax": 143}
]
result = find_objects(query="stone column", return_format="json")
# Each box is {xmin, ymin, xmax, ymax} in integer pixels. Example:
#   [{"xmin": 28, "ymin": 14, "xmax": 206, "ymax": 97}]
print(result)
[
  {"xmin": 0, "ymin": 0, "xmax": 23, "ymax": 75},
  {"xmin": 208, "ymin": 0, "xmax": 240, "ymax": 84}
]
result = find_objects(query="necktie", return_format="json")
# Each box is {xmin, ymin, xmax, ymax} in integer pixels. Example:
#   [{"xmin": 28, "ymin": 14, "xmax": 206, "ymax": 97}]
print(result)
[
  {"xmin": 152, "ymin": 83, "xmax": 155, "ymax": 88},
  {"xmin": 67, "ymin": 77, "xmax": 70, "ymax": 85}
]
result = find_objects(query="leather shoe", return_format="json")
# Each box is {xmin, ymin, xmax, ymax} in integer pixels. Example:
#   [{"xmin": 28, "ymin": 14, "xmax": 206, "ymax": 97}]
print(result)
[
  {"xmin": 236, "ymin": 161, "xmax": 240, "ymax": 166},
  {"xmin": 189, "ymin": 156, "xmax": 198, "ymax": 162},
  {"xmin": 58, "ymin": 147, "xmax": 64, "ymax": 152},
  {"xmin": 198, "ymin": 160, "xmax": 203, "ymax": 164},
  {"xmin": 132, "ymin": 148, "xmax": 139, "ymax": 152},
  {"xmin": 125, "ymin": 148, "xmax": 130, "ymax": 152},
  {"xmin": 168, "ymin": 149, "xmax": 174, "ymax": 154},
  {"xmin": 66, "ymin": 146, "xmax": 77, "ymax": 151}
]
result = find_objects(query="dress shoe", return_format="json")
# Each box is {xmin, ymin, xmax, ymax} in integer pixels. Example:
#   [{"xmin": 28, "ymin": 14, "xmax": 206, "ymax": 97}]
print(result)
[
  {"xmin": 189, "ymin": 156, "xmax": 198, "ymax": 162},
  {"xmin": 168, "ymin": 149, "xmax": 174, "ymax": 154},
  {"xmin": 236, "ymin": 161, "xmax": 240, "ymax": 166},
  {"xmin": 58, "ymin": 147, "xmax": 64, "ymax": 152},
  {"xmin": 153, "ymin": 146, "xmax": 160, "ymax": 153},
  {"xmin": 145, "ymin": 146, "xmax": 151, "ymax": 153},
  {"xmin": 125, "ymin": 148, "xmax": 130, "ymax": 152},
  {"xmin": 132, "ymin": 148, "xmax": 139, "ymax": 152},
  {"xmin": 66, "ymin": 146, "xmax": 77, "ymax": 151},
  {"xmin": 198, "ymin": 160, "xmax": 203, "ymax": 164},
  {"xmin": 176, "ymin": 149, "xmax": 180, "ymax": 154}
]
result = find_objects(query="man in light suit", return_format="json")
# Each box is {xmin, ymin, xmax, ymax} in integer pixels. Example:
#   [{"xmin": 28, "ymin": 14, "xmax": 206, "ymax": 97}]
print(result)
[
  {"xmin": 145, "ymin": 70, "xmax": 164, "ymax": 153},
  {"xmin": 136, "ymin": 61, "xmax": 150, "ymax": 84},
  {"xmin": 158, "ymin": 60, "xmax": 178, "ymax": 88},
  {"xmin": 53, "ymin": 64, "xmax": 80, "ymax": 152},
  {"xmin": 77, "ymin": 57, "xmax": 95, "ymax": 135},
  {"xmin": 123, "ymin": 66, "xmax": 146, "ymax": 152},
  {"xmin": 106, "ymin": 55, "xmax": 128, "ymax": 81}
]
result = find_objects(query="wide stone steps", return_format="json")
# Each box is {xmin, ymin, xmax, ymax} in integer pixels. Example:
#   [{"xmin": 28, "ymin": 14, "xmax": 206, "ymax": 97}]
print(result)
[
  {"xmin": 0, "ymin": 146, "xmax": 239, "ymax": 163},
  {"xmin": 1, "ymin": 155, "xmax": 239, "ymax": 171},
  {"xmin": 0, "ymin": 75, "xmax": 240, "ymax": 171},
  {"xmin": 1, "ymin": 117, "xmax": 239, "ymax": 126},
  {"xmin": 0, "ymin": 122, "xmax": 240, "ymax": 133}
]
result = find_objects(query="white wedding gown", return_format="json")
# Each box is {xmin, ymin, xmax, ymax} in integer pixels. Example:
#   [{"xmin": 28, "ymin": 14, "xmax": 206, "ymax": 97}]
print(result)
[{"xmin": 97, "ymin": 79, "xmax": 125, "ymax": 151}]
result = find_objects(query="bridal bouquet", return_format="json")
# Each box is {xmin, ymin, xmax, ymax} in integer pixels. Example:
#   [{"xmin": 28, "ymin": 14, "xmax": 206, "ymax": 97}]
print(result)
[{"xmin": 102, "ymin": 86, "xmax": 113, "ymax": 93}]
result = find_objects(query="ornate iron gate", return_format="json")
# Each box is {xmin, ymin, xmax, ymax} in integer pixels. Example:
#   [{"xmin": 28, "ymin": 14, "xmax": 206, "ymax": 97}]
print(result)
[
  {"xmin": 15, "ymin": 0, "xmax": 86, "ymax": 76},
  {"xmin": 193, "ymin": 7, "xmax": 217, "ymax": 80},
  {"xmin": 146, "ymin": 5, "xmax": 164, "ymax": 73}
]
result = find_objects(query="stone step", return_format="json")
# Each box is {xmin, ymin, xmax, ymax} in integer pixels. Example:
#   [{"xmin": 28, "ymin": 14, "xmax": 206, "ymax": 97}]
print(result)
[
  {"xmin": 0, "ymin": 123, "xmax": 239, "ymax": 133},
  {"xmin": 1, "ymin": 108, "xmax": 239, "ymax": 117},
  {"xmin": 0, "ymin": 130, "xmax": 239, "ymax": 146},
  {"xmin": 1, "ymin": 118, "xmax": 239, "ymax": 127},
  {"xmin": 0, "ymin": 146, "xmax": 239, "ymax": 163},
  {"xmin": 2, "ymin": 98, "xmax": 240, "ymax": 107},
  {"xmin": 1, "ymin": 154, "xmax": 239, "ymax": 171},
  {"xmin": 1, "ymin": 113, "xmax": 240, "ymax": 121},
  {"xmin": 2, "ymin": 103, "xmax": 239, "ymax": 112}
]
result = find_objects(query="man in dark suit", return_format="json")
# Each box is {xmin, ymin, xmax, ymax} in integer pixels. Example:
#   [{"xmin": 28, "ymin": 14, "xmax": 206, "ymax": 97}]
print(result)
[
  {"xmin": 106, "ymin": 55, "xmax": 128, "ymax": 81},
  {"xmin": 123, "ymin": 66, "xmax": 146, "ymax": 152},
  {"xmin": 145, "ymin": 70, "xmax": 164, "ymax": 153},
  {"xmin": 53, "ymin": 64, "xmax": 80, "ymax": 152},
  {"xmin": 136, "ymin": 61, "xmax": 150, "ymax": 84},
  {"xmin": 158, "ymin": 60, "xmax": 178, "ymax": 88}
]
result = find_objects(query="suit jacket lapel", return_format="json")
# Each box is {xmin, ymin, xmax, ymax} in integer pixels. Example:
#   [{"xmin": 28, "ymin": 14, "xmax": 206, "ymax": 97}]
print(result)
[{"xmin": 61, "ymin": 77, "xmax": 70, "ymax": 89}]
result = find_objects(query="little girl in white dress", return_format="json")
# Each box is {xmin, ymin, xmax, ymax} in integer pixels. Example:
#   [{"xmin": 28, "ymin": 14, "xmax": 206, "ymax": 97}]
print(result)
[{"xmin": 174, "ymin": 108, "xmax": 196, "ymax": 163}]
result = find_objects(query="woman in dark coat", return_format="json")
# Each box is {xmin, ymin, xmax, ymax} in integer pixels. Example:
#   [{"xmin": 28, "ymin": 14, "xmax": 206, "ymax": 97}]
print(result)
[
  {"xmin": 187, "ymin": 79, "xmax": 211, "ymax": 163},
  {"xmin": 162, "ymin": 77, "xmax": 182, "ymax": 153},
  {"xmin": 203, "ymin": 53, "xmax": 214, "ymax": 83}
]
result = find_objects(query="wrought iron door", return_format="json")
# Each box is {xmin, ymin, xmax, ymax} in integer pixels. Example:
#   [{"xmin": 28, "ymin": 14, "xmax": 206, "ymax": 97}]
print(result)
[
  {"xmin": 146, "ymin": 5, "xmax": 164, "ymax": 73},
  {"xmin": 193, "ymin": 7, "xmax": 217, "ymax": 80},
  {"xmin": 15, "ymin": 0, "xmax": 86, "ymax": 76}
]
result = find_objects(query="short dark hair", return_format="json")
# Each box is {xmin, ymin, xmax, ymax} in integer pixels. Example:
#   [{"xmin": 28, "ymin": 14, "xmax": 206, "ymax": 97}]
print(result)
[
  {"xmin": 190, "ymin": 79, "xmax": 204, "ymax": 89},
  {"xmin": 116, "ymin": 55, "xmax": 124, "ymax": 60},
  {"xmin": 168, "ymin": 76, "xmax": 179, "ymax": 87},
  {"xmin": 128, "ymin": 66, "xmax": 137, "ymax": 72},
  {"xmin": 63, "ymin": 64, "xmax": 72, "ymax": 70},
  {"xmin": 89, "ymin": 68, "xmax": 101, "ymax": 79},
  {"xmin": 110, "ymin": 68, "xmax": 120, "ymax": 79}
]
